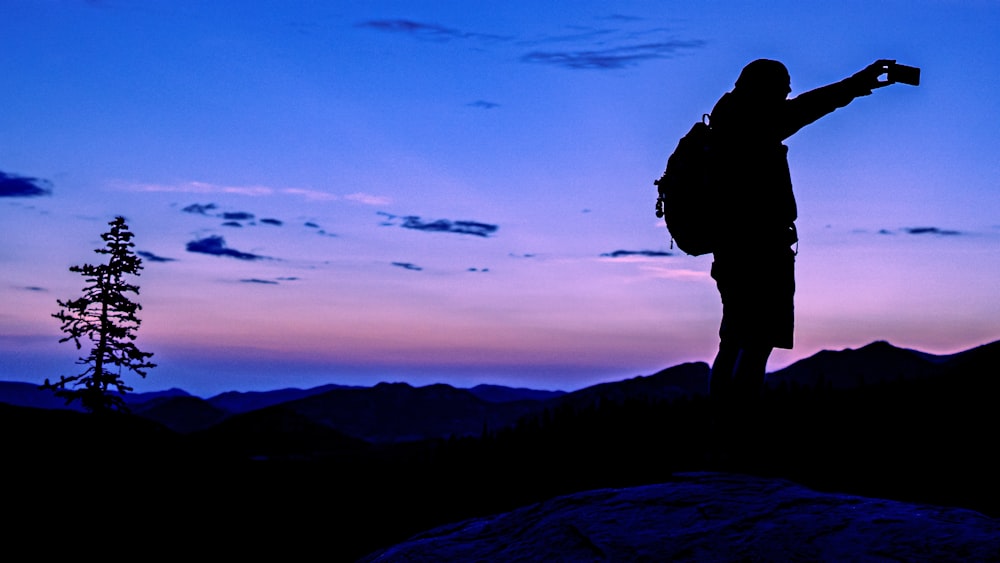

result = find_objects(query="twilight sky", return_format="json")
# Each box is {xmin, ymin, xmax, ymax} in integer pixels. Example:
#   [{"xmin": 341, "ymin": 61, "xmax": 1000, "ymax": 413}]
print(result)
[{"xmin": 2, "ymin": 1, "xmax": 998, "ymax": 397}]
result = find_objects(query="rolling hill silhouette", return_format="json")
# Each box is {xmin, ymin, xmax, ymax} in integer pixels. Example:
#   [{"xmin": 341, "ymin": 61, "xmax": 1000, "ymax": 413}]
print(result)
[
  {"xmin": 2, "ymin": 338, "xmax": 998, "ymax": 561},
  {"xmin": 2, "ymin": 339, "xmax": 996, "ymax": 444}
]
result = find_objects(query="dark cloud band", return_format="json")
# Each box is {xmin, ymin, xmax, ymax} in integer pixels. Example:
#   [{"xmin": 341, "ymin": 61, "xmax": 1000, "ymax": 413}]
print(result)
[
  {"xmin": 379, "ymin": 212, "xmax": 498, "ymax": 238},
  {"xmin": 137, "ymin": 251, "xmax": 176, "ymax": 263},
  {"xmin": 601, "ymin": 250, "xmax": 672, "ymax": 258},
  {"xmin": 186, "ymin": 236, "xmax": 265, "ymax": 260},
  {"xmin": 0, "ymin": 171, "xmax": 53, "ymax": 197},
  {"xmin": 357, "ymin": 19, "xmax": 509, "ymax": 43},
  {"xmin": 358, "ymin": 17, "xmax": 705, "ymax": 72},
  {"xmin": 402, "ymin": 217, "xmax": 498, "ymax": 237},
  {"xmin": 878, "ymin": 227, "xmax": 963, "ymax": 236},
  {"xmin": 521, "ymin": 40, "xmax": 707, "ymax": 70}
]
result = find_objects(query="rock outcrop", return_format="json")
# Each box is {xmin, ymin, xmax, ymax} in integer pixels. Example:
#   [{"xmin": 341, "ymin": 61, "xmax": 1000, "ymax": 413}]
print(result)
[{"xmin": 361, "ymin": 472, "xmax": 1000, "ymax": 562}]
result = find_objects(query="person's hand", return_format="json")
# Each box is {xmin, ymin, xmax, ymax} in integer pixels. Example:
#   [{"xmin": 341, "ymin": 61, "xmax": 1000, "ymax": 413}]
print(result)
[{"xmin": 849, "ymin": 59, "xmax": 894, "ymax": 95}]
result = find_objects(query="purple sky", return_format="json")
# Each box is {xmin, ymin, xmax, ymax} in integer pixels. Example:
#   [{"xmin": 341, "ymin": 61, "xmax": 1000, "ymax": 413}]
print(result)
[{"xmin": 2, "ymin": 1, "xmax": 998, "ymax": 396}]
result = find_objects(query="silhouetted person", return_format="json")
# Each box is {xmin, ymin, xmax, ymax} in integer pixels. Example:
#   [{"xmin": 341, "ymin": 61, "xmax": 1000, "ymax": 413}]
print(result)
[{"xmin": 708, "ymin": 59, "xmax": 899, "ymax": 411}]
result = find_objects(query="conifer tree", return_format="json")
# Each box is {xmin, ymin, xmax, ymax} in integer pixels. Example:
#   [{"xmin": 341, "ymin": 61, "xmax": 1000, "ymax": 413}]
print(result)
[{"xmin": 43, "ymin": 216, "xmax": 156, "ymax": 413}]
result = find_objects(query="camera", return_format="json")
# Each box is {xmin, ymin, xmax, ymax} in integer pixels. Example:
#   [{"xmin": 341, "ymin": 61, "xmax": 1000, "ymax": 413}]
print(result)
[{"xmin": 888, "ymin": 62, "xmax": 920, "ymax": 86}]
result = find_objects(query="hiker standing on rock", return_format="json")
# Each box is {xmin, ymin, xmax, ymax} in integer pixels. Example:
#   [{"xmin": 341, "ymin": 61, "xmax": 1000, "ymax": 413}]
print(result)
[{"xmin": 708, "ymin": 59, "xmax": 911, "ymax": 405}]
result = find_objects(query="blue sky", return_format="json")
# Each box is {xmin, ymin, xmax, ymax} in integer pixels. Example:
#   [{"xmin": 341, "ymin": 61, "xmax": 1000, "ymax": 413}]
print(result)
[{"xmin": 2, "ymin": 1, "xmax": 998, "ymax": 397}]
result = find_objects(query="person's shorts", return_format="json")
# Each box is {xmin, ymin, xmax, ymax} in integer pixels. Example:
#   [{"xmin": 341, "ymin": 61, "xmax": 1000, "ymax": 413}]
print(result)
[{"xmin": 711, "ymin": 246, "xmax": 795, "ymax": 349}]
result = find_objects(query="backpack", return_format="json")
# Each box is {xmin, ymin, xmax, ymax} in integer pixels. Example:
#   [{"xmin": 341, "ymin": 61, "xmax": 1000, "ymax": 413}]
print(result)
[{"xmin": 654, "ymin": 114, "xmax": 717, "ymax": 256}]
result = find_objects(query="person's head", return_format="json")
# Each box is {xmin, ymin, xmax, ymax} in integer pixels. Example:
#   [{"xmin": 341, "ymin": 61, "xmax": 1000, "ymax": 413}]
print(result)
[{"xmin": 734, "ymin": 59, "xmax": 791, "ymax": 102}]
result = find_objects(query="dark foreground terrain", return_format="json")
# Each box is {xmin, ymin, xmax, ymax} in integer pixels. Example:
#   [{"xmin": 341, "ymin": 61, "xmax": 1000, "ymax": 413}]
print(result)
[
  {"xmin": 360, "ymin": 472, "xmax": 1000, "ymax": 562},
  {"xmin": 4, "ymin": 341, "xmax": 999, "ymax": 560}
]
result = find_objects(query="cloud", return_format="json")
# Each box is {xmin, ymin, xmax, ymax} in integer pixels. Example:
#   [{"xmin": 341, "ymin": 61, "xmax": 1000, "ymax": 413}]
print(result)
[
  {"xmin": 379, "ymin": 212, "xmax": 499, "ymax": 237},
  {"xmin": 124, "ymin": 181, "xmax": 382, "ymax": 203},
  {"xmin": 182, "ymin": 203, "xmax": 218, "ymax": 215},
  {"xmin": 643, "ymin": 266, "xmax": 712, "ymax": 282},
  {"xmin": 137, "ymin": 251, "xmax": 176, "ymax": 263},
  {"xmin": 239, "ymin": 276, "xmax": 299, "ymax": 285},
  {"xmin": 302, "ymin": 220, "xmax": 336, "ymax": 237},
  {"xmin": 878, "ymin": 226, "xmax": 963, "ymax": 236},
  {"xmin": 521, "ymin": 39, "xmax": 706, "ymax": 70},
  {"xmin": 358, "ymin": 17, "xmax": 705, "ymax": 71},
  {"xmin": 468, "ymin": 100, "xmax": 500, "ymax": 109},
  {"xmin": 182, "ymin": 203, "xmax": 294, "ymax": 228},
  {"xmin": 186, "ymin": 236, "xmax": 266, "ymax": 260},
  {"xmin": 392, "ymin": 261, "xmax": 423, "ymax": 271},
  {"xmin": 404, "ymin": 217, "xmax": 498, "ymax": 237},
  {"xmin": 356, "ymin": 19, "xmax": 509, "ymax": 43},
  {"xmin": 0, "ymin": 171, "xmax": 53, "ymax": 197},
  {"xmin": 128, "ymin": 181, "xmax": 273, "ymax": 196},
  {"xmin": 345, "ymin": 192, "xmax": 392, "ymax": 206},
  {"xmin": 280, "ymin": 187, "xmax": 342, "ymax": 202},
  {"xmin": 600, "ymin": 14, "xmax": 644, "ymax": 22},
  {"xmin": 600, "ymin": 249, "xmax": 672, "ymax": 258},
  {"xmin": 903, "ymin": 226, "xmax": 962, "ymax": 236}
]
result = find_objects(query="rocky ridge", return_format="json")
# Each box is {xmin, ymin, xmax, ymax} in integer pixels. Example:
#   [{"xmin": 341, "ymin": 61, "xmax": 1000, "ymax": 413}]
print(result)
[{"xmin": 361, "ymin": 472, "xmax": 1000, "ymax": 562}]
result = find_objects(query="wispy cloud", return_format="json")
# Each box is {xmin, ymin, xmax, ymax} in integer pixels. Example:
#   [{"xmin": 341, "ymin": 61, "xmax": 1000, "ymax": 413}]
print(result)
[
  {"xmin": 239, "ymin": 277, "xmax": 299, "ymax": 284},
  {"xmin": 600, "ymin": 14, "xmax": 644, "ymax": 23},
  {"xmin": 877, "ymin": 226, "xmax": 963, "ymax": 236},
  {"xmin": 281, "ymin": 187, "xmax": 342, "ymax": 202},
  {"xmin": 137, "ymin": 251, "xmax": 176, "ymax": 263},
  {"xmin": 358, "ymin": 16, "xmax": 706, "ymax": 72},
  {"xmin": 600, "ymin": 249, "xmax": 672, "ymax": 258},
  {"xmin": 902, "ymin": 226, "xmax": 962, "ymax": 236},
  {"xmin": 186, "ymin": 236, "xmax": 267, "ymax": 261},
  {"xmin": 403, "ymin": 217, "xmax": 498, "ymax": 237},
  {"xmin": 468, "ymin": 100, "xmax": 500, "ymax": 109},
  {"xmin": 181, "ymin": 203, "xmax": 316, "ymax": 232},
  {"xmin": 378, "ymin": 212, "xmax": 499, "ymax": 238},
  {"xmin": 122, "ymin": 181, "xmax": 389, "ymax": 204},
  {"xmin": 182, "ymin": 203, "xmax": 218, "ymax": 215},
  {"xmin": 0, "ymin": 171, "xmax": 53, "ymax": 197},
  {"xmin": 128, "ymin": 181, "xmax": 273, "ymax": 196},
  {"xmin": 183, "ymin": 204, "xmax": 258, "ymax": 227},
  {"xmin": 356, "ymin": 19, "xmax": 510, "ymax": 43},
  {"xmin": 521, "ymin": 39, "xmax": 706, "ymax": 70},
  {"xmin": 392, "ymin": 261, "xmax": 423, "ymax": 271},
  {"xmin": 344, "ymin": 192, "xmax": 392, "ymax": 206},
  {"xmin": 642, "ymin": 266, "xmax": 712, "ymax": 282}
]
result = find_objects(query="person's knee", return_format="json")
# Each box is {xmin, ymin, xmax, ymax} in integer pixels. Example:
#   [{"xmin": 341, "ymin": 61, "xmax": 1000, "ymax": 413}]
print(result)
[{"xmin": 710, "ymin": 342, "xmax": 740, "ymax": 397}]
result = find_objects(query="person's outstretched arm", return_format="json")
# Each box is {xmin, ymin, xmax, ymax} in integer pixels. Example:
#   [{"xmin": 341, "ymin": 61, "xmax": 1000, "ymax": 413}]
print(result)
[{"xmin": 778, "ymin": 59, "xmax": 895, "ymax": 140}]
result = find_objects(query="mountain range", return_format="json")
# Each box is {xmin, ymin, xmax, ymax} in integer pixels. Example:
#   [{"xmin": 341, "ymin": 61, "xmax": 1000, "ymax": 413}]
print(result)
[
  {"xmin": 2, "ymin": 339, "xmax": 995, "ymax": 447},
  {"xmin": 4, "ymin": 338, "xmax": 998, "ymax": 561},
  {"xmin": 0, "ymin": 341, "xmax": 1000, "ymax": 450}
]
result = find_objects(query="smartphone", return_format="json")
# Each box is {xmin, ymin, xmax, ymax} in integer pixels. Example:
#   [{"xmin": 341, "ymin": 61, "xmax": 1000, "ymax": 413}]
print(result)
[{"xmin": 888, "ymin": 63, "xmax": 920, "ymax": 86}]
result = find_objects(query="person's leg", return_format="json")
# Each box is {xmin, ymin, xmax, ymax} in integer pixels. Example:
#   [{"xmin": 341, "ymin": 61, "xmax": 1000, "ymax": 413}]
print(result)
[
  {"xmin": 707, "ymin": 339, "xmax": 739, "ymax": 462},
  {"xmin": 709, "ymin": 339, "xmax": 740, "ymax": 401},
  {"xmin": 731, "ymin": 344, "xmax": 773, "ymax": 400}
]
